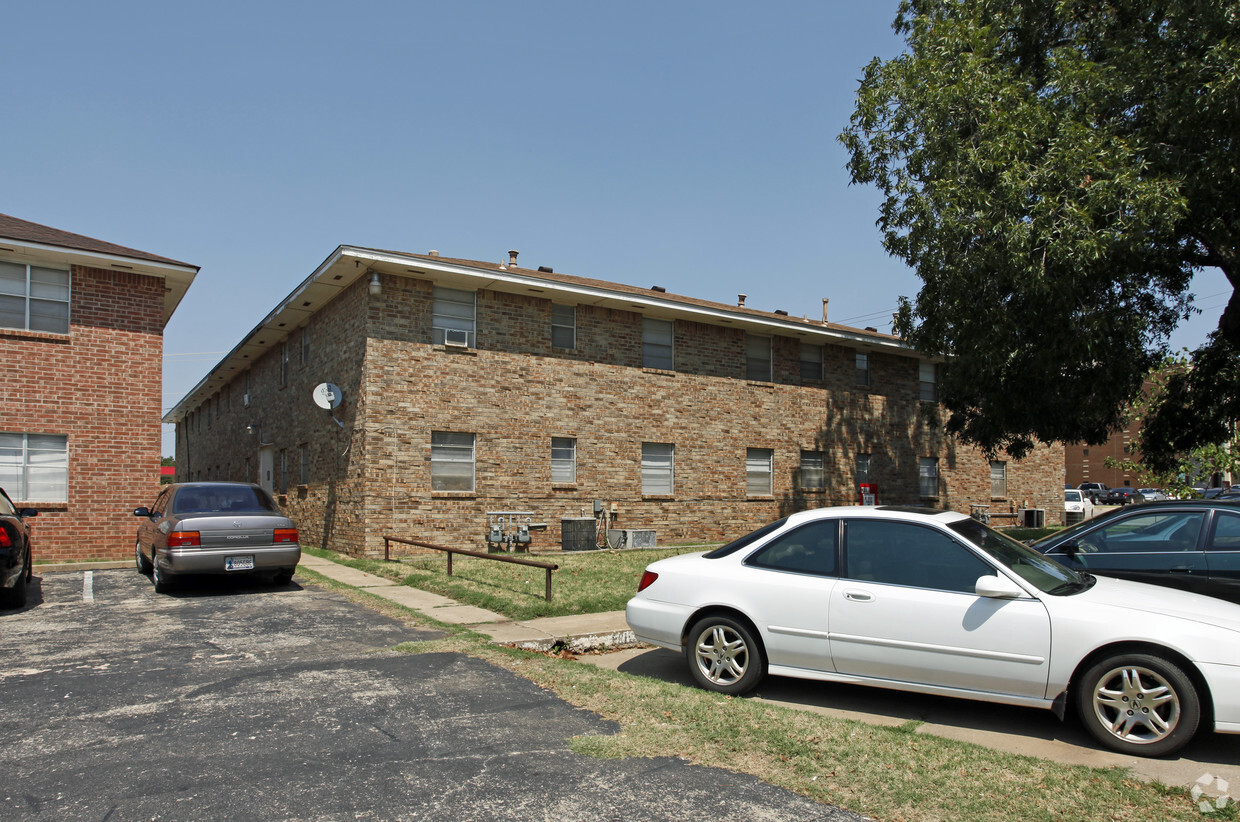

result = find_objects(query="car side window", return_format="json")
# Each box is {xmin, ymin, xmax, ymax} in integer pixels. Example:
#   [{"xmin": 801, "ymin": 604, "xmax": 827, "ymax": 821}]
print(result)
[
  {"xmin": 151, "ymin": 489, "xmax": 170, "ymax": 516},
  {"xmin": 1079, "ymin": 511, "xmax": 1205, "ymax": 554},
  {"xmin": 843, "ymin": 520, "xmax": 993, "ymax": 594},
  {"xmin": 1208, "ymin": 512, "xmax": 1240, "ymax": 551},
  {"xmin": 745, "ymin": 520, "xmax": 838, "ymax": 576}
]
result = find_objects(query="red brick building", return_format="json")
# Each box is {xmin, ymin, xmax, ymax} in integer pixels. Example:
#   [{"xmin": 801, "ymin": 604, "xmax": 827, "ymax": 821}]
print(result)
[
  {"xmin": 166, "ymin": 246, "xmax": 1065, "ymax": 557},
  {"xmin": 0, "ymin": 214, "xmax": 197, "ymax": 562}
]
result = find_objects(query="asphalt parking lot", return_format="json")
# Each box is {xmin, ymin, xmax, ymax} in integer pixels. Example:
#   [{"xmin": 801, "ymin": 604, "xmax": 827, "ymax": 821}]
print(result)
[{"xmin": 0, "ymin": 570, "xmax": 861, "ymax": 822}]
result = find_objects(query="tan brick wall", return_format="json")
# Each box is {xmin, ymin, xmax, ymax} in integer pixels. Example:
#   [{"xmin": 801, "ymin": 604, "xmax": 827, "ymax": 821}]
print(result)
[
  {"xmin": 0, "ymin": 267, "xmax": 165, "ymax": 562},
  {"xmin": 176, "ymin": 272, "xmax": 1066, "ymax": 557}
]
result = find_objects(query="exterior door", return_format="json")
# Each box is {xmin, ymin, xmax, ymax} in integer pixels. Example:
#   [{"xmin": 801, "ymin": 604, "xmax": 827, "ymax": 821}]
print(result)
[
  {"xmin": 259, "ymin": 446, "xmax": 274, "ymax": 495},
  {"xmin": 829, "ymin": 519, "xmax": 1052, "ymax": 699}
]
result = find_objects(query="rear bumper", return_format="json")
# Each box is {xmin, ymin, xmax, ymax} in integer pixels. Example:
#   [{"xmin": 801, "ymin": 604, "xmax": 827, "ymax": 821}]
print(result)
[{"xmin": 158, "ymin": 545, "xmax": 301, "ymax": 575}]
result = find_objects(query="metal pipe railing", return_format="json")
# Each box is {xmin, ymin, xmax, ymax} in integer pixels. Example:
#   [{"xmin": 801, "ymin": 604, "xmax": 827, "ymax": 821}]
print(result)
[{"xmin": 382, "ymin": 535, "xmax": 560, "ymax": 601}]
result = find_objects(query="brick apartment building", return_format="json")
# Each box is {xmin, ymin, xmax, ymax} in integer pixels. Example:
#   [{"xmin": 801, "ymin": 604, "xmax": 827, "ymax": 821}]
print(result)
[
  {"xmin": 165, "ymin": 245, "xmax": 1065, "ymax": 557},
  {"xmin": 0, "ymin": 214, "xmax": 198, "ymax": 562}
]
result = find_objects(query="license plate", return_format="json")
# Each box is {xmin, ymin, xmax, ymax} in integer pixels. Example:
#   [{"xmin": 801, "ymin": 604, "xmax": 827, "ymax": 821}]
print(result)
[{"xmin": 225, "ymin": 556, "xmax": 255, "ymax": 571}]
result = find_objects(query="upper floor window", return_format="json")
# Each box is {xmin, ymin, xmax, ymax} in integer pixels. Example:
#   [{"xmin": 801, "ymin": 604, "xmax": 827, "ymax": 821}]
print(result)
[
  {"xmin": 432, "ymin": 286, "xmax": 476, "ymax": 347},
  {"xmin": 799, "ymin": 343, "xmax": 823, "ymax": 381},
  {"xmin": 0, "ymin": 261, "xmax": 70, "ymax": 334},
  {"xmin": 642, "ymin": 318, "xmax": 674, "ymax": 370},
  {"xmin": 0, "ymin": 432, "xmax": 69, "ymax": 502},
  {"xmin": 746, "ymin": 448, "xmax": 773, "ymax": 496},
  {"xmin": 280, "ymin": 342, "xmax": 290, "ymax": 386},
  {"xmin": 552, "ymin": 304, "xmax": 576, "ymax": 349},
  {"xmin": 919, "ymin": 361, "xmax": 938, "ymax": 402},
  {"xmin": 300, "ymin": 327, "xmax": 310, "ymax": 366},
  {"xmin": 431, "ymin": 431, "xmax": 475, "ymax": 492},
  {"xmin": 641, "ymin": 442, "xmax": 674, "ymax": 495},
  {"xmin": 856, "ymin": 352, "xmax": 870, "ymax": 387},
  {"xmin": 551, "ymin": 437, "xmax": 577, "ymax": 483},
  {"xmin": 746, "ymin": 335, "xmax": 771, "ymax": 381}
]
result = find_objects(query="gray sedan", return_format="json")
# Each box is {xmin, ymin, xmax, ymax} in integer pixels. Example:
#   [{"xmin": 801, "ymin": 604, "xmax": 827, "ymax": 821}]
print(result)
[{"xmin": 134, "ymin": 482, "xmax": 301, "ymax": 593}]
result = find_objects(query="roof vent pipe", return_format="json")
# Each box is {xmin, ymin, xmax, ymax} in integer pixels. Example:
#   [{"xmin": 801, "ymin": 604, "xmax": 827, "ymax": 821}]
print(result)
[
  {"xmin": 428, "ymin": 250, "xmax": 439, "ymax": 257},
  {"xmin": 508, "ymin": 250, "xmax": 519, "ymax": 267},
  {"xmin": 822, "ymin": 298, "xmax": 829, "ymax": 323},
  {"xmin": 738, "ymin": 294, "xmax": 747, "ymax": 307}
]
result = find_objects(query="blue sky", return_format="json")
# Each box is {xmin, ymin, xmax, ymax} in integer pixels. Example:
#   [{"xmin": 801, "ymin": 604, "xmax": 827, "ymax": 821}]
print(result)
[{"xmin": 3, "ymin": 1, "xmax": 1229, "ymax": 455}]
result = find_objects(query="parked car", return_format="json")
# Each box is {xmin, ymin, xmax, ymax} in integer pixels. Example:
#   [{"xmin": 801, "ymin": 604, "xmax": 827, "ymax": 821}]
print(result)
[
  {"xmin": 1064, "ymin": 489, "xmax": 1095, "ymax": 524},
  {"xmin": 626, "ymin": 506, "xmax": 1240, "ymax": 757},
  {"xmin": 0, "ymin": 487, "xmax": 36, "ymax": 609},
  {"xmin": 1078, "ymin": 482, "xmax": 1109, "ymax": 504},
  {"xmin": 1104, "ymin": 486, "xmax": 1145, "ymax": 505},
  {"xmin": 1032, "ymin": 499, "xmax": 1240, "ymax": 604},
  {"xmin": 1218, "ymin": 488, "xmax": 1240, "ymax": 501},
  {"xmin": 1138, "ymin": 488, "xmax": 1167, "ymax": 502},
  {"xmin": 133, "ymin": 482, "xmax": 300, "ymax": 593}
]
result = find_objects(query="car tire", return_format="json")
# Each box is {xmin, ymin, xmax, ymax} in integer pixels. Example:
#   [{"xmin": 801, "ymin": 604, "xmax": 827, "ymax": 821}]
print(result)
[
  {"xmin": 135, "ymin": 537, "xmax": 153, "ymax": 575},
  {"xmin": 1074, "ymin": 652, "xmax": 1200, "ymax": 756},
  {"xmin": 1, "ymin": 567, "xmax": 27, "ymax": 610},
  {"xmin": 271, "ymin": 567, "xmax": 295, "ymax": 586},
  {"xmin": 684, "ymin": 615, "xmax": 765, "ymax": 696},
  {"xmin": 152, "ymin": 559, "xmax": 175, "ymax": 595}
]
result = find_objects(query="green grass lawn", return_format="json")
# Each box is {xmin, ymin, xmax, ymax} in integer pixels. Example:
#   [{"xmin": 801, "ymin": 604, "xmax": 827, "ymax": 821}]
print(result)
[{"xmin": 303, "ymin": 544, "xmax": 709, "ymax": 619}]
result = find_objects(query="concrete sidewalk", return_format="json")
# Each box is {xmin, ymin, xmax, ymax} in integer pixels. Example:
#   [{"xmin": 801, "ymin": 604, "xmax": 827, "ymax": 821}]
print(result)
[{"xmin": 297, "ymin": 553, "xmax": 635, "ymax": 652}]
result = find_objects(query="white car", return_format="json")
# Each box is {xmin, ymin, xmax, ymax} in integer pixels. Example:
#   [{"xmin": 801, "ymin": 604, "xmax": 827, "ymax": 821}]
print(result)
[
  {"xmin": 1064, "ymin": 489, "xmax": 1094, "ymax": 524},
  {"xmin": 626, "ymin": 506, "xmax": 1240, "ymax": 757}
]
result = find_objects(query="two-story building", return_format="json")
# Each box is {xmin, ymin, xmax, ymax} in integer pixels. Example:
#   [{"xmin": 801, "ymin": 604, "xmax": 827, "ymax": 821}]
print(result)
[
  {"xmin": 0, "ymin": 214, "xmax": 198, "ymax": 562},
  {"xmin": 165, "ymin": 246, "xmax": 1064, "ymax": 556}
]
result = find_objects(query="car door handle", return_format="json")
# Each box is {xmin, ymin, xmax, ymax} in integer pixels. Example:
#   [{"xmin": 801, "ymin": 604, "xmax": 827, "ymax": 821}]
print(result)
[
  {"xmin": 843, "ymin": 590, "xmax": 874, "ymax": 602},
  {"xmin": 1168, "ymin": 566, "xmax": 1194, "ymax": 573}
]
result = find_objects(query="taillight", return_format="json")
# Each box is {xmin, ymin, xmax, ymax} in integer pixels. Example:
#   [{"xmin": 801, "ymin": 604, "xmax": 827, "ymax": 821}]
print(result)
[
  {"xmin": 0, "ymin": 528, "xmax": 12, "ymax": 548},
  {"xmin": 636, "ymin": 570, "xmax": 659, "ymax": 592},
  {"xmin": 274, "ymin": 528, "xmax": 299, "ymax": 544},
  {"xmin": 168, "ymin": 531, "xmax": 200, "ymax": 547}
]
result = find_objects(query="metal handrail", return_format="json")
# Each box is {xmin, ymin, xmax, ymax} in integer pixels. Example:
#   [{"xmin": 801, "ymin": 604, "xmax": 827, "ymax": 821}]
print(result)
[{"xmin": 382, "ymin": 535, "xmax": 560, "ymax": 601}]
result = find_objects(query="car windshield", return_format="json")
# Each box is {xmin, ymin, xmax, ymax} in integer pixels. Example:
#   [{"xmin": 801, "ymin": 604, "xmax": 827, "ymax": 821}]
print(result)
[
  {"xmin": 172, "ymin": 485, "xmax": 278, "ymax": 515},
  {"xmin": 949, "ymin": 518, "xmax": 1091, "ymax": 595}
]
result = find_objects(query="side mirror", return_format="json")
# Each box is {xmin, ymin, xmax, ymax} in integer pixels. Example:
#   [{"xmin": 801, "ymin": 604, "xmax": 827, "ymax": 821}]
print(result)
[
  {"xmin": 976, "ymin": 574, "xmax": 1025, "ymax": 599},
  {"xmin": 1061, "ymin": 542, "xmax": 1080, "ymax": 559},
  {"xmin": 133, "ymin": 507, "xmax": 151, "ymax": 517}
]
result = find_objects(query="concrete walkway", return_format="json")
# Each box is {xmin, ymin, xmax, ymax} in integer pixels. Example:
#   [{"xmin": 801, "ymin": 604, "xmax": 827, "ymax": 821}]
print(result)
[{"xmin": 297, "ymin": 553, "xmax": 634, "ymax": 652}]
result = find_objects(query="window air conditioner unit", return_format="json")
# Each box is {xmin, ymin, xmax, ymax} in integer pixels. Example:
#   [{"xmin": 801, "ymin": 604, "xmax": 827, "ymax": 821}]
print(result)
[{"xmin": 444, "ymin": 329, "xmax": 470, "ymax": 348}]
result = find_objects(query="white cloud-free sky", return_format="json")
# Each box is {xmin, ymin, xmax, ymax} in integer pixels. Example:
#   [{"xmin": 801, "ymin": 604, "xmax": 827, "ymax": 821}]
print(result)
[{"xmin": 3, "ymin": 1, "xmax": 1229, "ymax": 455}]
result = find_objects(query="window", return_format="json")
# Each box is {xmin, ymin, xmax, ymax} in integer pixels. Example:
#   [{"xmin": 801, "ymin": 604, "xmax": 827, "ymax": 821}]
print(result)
[
  {"xmin": 800, "ymin": 450, "xmax": 825, "ymax": 489},
  {"xmin": 0, "ymin": 433, "xmax": 68, "ymax": 502},
  {"xmin": 0, "ymin": 260, "xmax": 70, "ymax": 334},
  {"xmin": 280, "ymin": 342, "xmax": 289, "ymax": 386},
  {"xmin": 856, "ymin": 352, "xmax": 870, "ymax": 387},
  {"xmin": 1077, "ymin": 510, "xmax": 1205, "ymax": 554},
  {"xmin": 844, "ymin": 520, "xmax": 992, "ymax": 594},
  {"xmin": 746, "ymin": 335, "xmax": 771, "ymax": 381},
  {"xmin": 857, "ymin": 453, "xmax": 871, "ymax": 485},
  {"xmin": 300, "ymin": 327, "xmax": 310, "ymax": 366},
  {"xmin": 642, "ymin": 318, "xmax": 674, "ymax": 369},
  {"xmin": 299, "ymin": 443, "xmax": 309, "ymax": 485},
  {"xmin": 746, "ymin": 448, "xmax": 773, "ymax": 496},
  {"xmin": 551, "ymin": 304, "xmax": 576, "ymax": 349},
  {"xmin": 432, "ymin": 286, "xmax": 476, "ymax": 347},
  {"xmin": 551, "ymin": 437, "xmax": 576, "ymax": 483},
  {"xmin": 990, "ymin": 461, "xmax": 1007, "ymax": 498},
  {"xmin": 641, "ymin": 442, "xmax": 674, "ymax": 495},
  {"xmin": 919, "ymin": 361, "xmax": 938, "ymax": 402},
  {"xmin": 1209, "ymin": 512, "xmax": 1240, "ymax": 551},
  {"xmin": 799, "ymin": 343, "xmax": 822, "ymax": 381},
  {"xmin": 746, "ymin": 520, "xmax": 838, "ymax": 576},
  {"xmin": 431, "ymin": 432, "xmax": 475, "ymax": 492},
  {"xmin": 919, "ymin": 457, "xmax": 939, "ymax": 497}
]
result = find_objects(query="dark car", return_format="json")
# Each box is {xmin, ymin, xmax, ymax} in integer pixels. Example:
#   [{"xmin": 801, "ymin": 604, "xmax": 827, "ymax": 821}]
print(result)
[
  {"xmin": 1104, "ymin": 486, "xmax": 1145, "ymax": 505},
  {"xmin": 0, "ymin": 487, "xmax": 36, "ymax": 609},
  {"xmin": 1032, "ymin": 499, "xmax": 1240, "ymax": 604},
  {"xmin": 134, "ymin": 482, "xmax": 300, "ymax": 593}
]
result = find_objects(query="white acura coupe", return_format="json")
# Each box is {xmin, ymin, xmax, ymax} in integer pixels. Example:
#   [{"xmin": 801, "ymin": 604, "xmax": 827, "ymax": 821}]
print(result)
[{"xmin": 626, "ymin": 506, "xmax": 1240, "ymax": 757}]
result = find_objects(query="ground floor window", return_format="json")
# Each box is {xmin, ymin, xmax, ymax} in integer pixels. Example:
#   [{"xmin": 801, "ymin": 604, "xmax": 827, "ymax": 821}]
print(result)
[
  {"xmin": 641, "ymin": 442, "xmax": 674, "ymax": 495},
  {"xmin": 432, "ymin": 432, "xmax": 476, "ymax": 492},
  {"xmin": 0, "ymin": 432, "xmax": 68, "ymax": 502},
  {"xmin": 919, "ymin": 457, "xmax": 939, "ymax": 497},
  {"xmin": 551, "ymin": 437, "xmax": 576, "ymax": 483},
  {"xmin": 990, "ymin": 460, "xmax": 1007, "ymax": 499},
  {"xmin": 746, "ymin": 448, "xmax": 773, "ymax": 496},
  {"xmin": 800, "ymin": 450, "xmax": 824, "ymax": 489}
]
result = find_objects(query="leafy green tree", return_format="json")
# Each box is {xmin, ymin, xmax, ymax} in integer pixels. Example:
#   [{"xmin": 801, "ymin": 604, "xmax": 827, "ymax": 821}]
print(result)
[{"xmin": 840, "ymin": 0, "xmax": 1239, "ymax": 460}]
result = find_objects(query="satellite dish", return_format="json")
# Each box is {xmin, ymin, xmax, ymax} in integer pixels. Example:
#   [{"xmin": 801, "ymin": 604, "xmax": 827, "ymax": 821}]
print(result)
[{"xmin": 312, "ymin": 383, "xmax": 343, "ymax": 410}]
